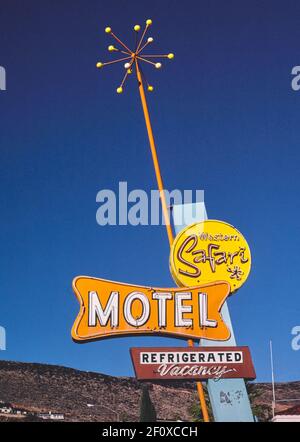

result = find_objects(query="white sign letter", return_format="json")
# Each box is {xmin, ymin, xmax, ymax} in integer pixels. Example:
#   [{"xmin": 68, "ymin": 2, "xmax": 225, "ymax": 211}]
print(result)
[
  {"xmin": 199, "ymin": 292, "xmax": 217, "ymax": 328},
  {"xmin": 152, "ymin": 292, "xmax": 172, "ymax": 327},
  {"xmin": 124, "ymin": 292, "xmax": 150, "ymax": 327},
  {"xmin": 88, "ymin": 291, "xmax": 119, "ymax": 327},
  {"xmin": 175, "ymin": 292, "xmax": 192, "ymax": 327}
]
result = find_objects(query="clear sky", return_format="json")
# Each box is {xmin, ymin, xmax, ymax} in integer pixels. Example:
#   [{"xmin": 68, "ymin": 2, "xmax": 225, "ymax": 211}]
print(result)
[{"xmin": 0, "ymin": 0, "xmax": 300, "ymax": 382}]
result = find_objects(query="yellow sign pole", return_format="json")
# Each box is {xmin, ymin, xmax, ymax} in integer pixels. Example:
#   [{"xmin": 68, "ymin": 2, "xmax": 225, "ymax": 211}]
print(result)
[
  {"xmin": 96, "ymin": 20, "xmax": 210, "ymax": 422},
  {"xmin": 135, "ymin": 60, "xmax": 173, "ymax": 248}
]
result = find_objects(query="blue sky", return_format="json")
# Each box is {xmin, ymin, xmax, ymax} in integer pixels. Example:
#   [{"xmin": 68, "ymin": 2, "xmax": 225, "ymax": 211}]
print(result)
[{"xmin": 0, "ymin": 0, "xmax": 300, "ymax": 382}]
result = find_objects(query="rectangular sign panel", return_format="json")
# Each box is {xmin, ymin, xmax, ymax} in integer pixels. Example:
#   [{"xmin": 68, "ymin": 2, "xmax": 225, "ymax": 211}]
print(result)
[
  {"xmin": 130, "ymin": 346, "xmax": 256, "ymax": 381},
  {"xmin": 72, "ymin": 277, "xmax": 231, "ymax": 342}
]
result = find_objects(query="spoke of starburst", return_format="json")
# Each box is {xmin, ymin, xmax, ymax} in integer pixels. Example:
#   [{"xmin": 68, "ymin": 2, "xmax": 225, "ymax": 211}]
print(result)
[
  {"xmin": 121, "ymin": 60, "xmax": 134, "ymax": 87},
  {"xmin": 116, "ymin": 59, "xmax": 135, "ymax": 94},
  {"xmin": 110, "ymin": 31, "xmax": 132, "ymax": 54},
  {"xmin": 119, "ymin": 72, "xmax": 129, "ymax": 91},
  {"xmin": 134, "ymin": 29, "xmax": 138, "ymax": 52},
  {"xmin": 136, "ymin": 26, "xmax": 148, "ymax": 53},
  {"xmin": 142, "ymin": 54, "xmax": 172, "ymax": 58},
  {"xmin": 119, "ymin": 69, "xmax": 130, "ymax": 89},
  {"xmin": 137, "ymin": 39, "xmax": 151, "ymax": 54},
  {"xmin": 136, "ymin": 56, "xmax": 158, "ymax": 67},
  {"xmin": 97, "ymin": 56, "xmax": 131, "ymax": 69},
  {"xmin": 138, "ymin": 62, "xmax": 153, "ymax": 92},
  {"xmin": 120, "ymin": 50, "xmax": 131, "ymax": 55},
  {"xmin": 136, "ymin": 55, "xmax": 162, "ymax": 71},
  {"xmin": 108, "ymin": 44, "xmax": 131, "ymax": 56}
]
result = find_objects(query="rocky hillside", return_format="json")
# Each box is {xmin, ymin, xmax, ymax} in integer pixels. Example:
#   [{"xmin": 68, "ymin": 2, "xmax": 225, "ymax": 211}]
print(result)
[{"xmin": 0, "ymin": 360, "xmax": 299, "ymax": 422}]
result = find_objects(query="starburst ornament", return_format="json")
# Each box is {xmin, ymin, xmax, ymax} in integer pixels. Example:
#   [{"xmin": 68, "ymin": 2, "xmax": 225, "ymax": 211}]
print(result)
[{"xmin": 96, "ymin": 19, "xmax": 174, "ymax": 93}]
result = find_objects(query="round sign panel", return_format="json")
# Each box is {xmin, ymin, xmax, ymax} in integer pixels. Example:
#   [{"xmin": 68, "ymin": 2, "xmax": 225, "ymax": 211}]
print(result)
[{"xmin": 170, "ymin": 220, "xmax": 251, "ymax": 293}]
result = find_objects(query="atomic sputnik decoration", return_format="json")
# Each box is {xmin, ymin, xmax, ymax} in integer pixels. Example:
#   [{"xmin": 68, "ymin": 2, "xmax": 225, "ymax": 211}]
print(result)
[{"xmin": 96, "ymin": 19, "xmax": 174, "ymax": 93}]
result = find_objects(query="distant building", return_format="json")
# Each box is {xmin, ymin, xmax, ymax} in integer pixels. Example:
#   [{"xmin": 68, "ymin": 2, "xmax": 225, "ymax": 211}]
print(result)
[
  {"xmin": 38, "ymin": 412, "xmax": 64, "ymax": 420},
  {"xmin": 49, "ymin": 413, "xmax": 64, "ymax": 420},
  {"xmin": 272, "ymin": 405, "xmax": 300, "ymax": 422},
  {"xmin": 12, "ymin": 408, "xmax": 27, "ymax": 415},
  {"xmin": 0, "ymin": 406, "xmax": 12, "ymax": 414},
  {"xmin": 0, "ymin": 402, "xmax": 12, "ymax": 414},
  {"xmin": 0, "ymin": 403, "xmax": 29, "ymax": 416}
]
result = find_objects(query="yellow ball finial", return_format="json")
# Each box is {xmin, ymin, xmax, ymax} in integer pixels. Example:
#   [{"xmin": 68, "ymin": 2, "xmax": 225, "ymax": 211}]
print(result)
[
  {"xmin": 148, "ymin": 85, "xmax": 154, "ymax": 92},
  {"xmin": 167, "ymin": 53, "xmax": 175, "ymax": 59},
  {"xmin": 105, "ymin": 27, "xmax": 112, "ymax": 33},
  {"xmin": 96, "ymin": 62, "xmax": 103, "ymax": 69},
  {"xmin": 116, "ymin": 87, "xmax": 123, "ymax": 94},
  {"xmin": 147, "ymin": 37, "xmax": 154, "ymax": 43},
  {"xmin": 127, "ymin": 69, "xmax": 132, "ymax": 74},
  {"xmin": 108, "ymin": 45, "xmax": 116, "ymax": 52},
  {"xmin": 134, "ymin": 24, "xmax": 141, "ymax": 32},
  {"xmin": 146, "ymin": 19, "xmax": 152, "ymax": 26},
  {"xmin": 155, "ymin": 62, "xmax": 162, "ymax": 69}
]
